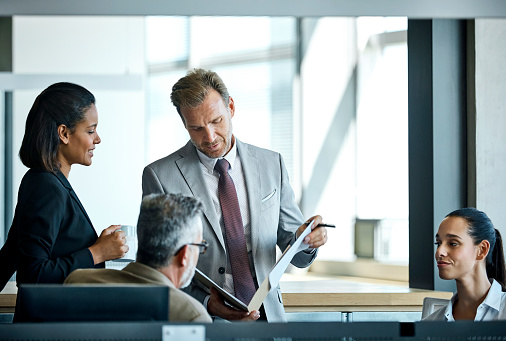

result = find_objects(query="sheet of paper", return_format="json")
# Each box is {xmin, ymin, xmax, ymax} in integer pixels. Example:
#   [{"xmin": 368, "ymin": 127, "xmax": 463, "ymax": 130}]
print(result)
[
  {"xmin": 247, "ymin": 275, "xmax": 270, "ymax": 312},
  {"xmin": 268, "ymin": 219, "xmax": 313, "ymax": 290},
  {"xmin": 247, "ymin": 219, "xmax": 315, "ymax": 311}
]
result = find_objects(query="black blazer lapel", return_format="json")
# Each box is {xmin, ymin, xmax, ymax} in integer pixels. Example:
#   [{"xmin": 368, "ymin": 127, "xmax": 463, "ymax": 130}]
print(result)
[{"xmin": 54, "ymin": 171, "xmax": 97, "ymax": 237}]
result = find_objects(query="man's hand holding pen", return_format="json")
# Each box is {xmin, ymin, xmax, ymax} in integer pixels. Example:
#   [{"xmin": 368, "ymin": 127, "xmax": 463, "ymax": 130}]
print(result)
[{"xmin": 295, "ymin": 215, "xmax": 330, "ymax": 249}]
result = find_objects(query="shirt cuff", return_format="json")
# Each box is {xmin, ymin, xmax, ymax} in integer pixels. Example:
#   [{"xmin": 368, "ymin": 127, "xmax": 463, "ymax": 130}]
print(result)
[
  {"xmin": 204, "ymin": 294, "xmax": 211, "ymax": 311},
  {"xmin": 303, "ymin": 247, "xmax": 316, "ymax": 254}
]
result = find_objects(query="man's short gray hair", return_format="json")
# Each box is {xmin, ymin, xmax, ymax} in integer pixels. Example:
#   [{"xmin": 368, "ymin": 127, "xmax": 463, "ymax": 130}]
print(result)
[{"xmin": 136, "ymin": 193, "xmax": 203, "ymax": 269}]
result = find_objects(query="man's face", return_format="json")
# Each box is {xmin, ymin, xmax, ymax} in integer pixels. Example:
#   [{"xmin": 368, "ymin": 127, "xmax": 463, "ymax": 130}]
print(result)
[
  {"xmin": 180, "ymin": 219, "xmax": 203, "ymax": 289},
  {"xmin": 180, "ymin": 89, "xmax": 235, "ymax": 159}
]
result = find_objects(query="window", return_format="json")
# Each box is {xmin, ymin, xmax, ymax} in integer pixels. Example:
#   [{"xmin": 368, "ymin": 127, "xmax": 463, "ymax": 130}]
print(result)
[{"xmin": 146, "ymin": 16, "xmax": 408, "ymax": 265}]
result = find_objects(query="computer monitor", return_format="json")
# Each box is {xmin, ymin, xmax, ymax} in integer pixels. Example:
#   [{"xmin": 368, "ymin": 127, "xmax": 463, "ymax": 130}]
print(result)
[{"xmin": 15, "ymin": 284, "xmax": 169, "ymax": 322}]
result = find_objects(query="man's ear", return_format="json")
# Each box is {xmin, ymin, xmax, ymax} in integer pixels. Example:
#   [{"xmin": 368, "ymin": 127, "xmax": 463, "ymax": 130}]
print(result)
[
  {"xmin": 228, "ymin": 96, "xmax": 235, "ymax": 118},
  {"xmin": 58, "ymin": 124, "xmax": 70, "ymax": 144},
  {"xmin": 476, "ymin": 240, "xmax": 490, "ymax": 261},
  {"xmin": 175, "ymin": 245, "xmax": 190, "ymax": 267}
]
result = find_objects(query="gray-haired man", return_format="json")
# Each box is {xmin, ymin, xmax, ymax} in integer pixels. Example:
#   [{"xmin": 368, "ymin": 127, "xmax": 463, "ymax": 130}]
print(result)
[{"xmin": 65, "ymin": 193, "xmax": 212, "ymax": 323}]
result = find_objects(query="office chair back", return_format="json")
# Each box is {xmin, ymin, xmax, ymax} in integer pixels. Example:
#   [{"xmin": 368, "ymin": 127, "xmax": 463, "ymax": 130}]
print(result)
[
  {"xmin": 15, "ymin": 284, "xmax": 169, "ymax": 322},
  {"xmin": 421, "ymin": 297, "xmax": 450, "ymax": 319}
]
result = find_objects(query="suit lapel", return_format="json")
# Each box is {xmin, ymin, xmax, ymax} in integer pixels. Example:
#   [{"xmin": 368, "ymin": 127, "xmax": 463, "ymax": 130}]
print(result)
[
  {"xmin": 54, "ymin": 171, "xmax": 97, "ymax": 237},
  {"xmin": 176, "ymin": 142, "xmax": 226, "ymax": 249},
  {"xmin": 236, "ymin": 140, "xmax": 262, "ymax": 257}
]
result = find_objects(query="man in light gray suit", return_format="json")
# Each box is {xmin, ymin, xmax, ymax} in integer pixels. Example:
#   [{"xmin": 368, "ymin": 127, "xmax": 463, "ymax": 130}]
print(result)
[{"xmin": 142, "ymin": 68, "xmax": 328, "ymax": 322}]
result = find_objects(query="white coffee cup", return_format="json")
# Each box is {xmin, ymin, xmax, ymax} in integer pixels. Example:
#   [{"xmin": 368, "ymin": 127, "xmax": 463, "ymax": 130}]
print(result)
[{"xmin": 113, "ymin": 225, "xmax": 138, "ymax": 262}]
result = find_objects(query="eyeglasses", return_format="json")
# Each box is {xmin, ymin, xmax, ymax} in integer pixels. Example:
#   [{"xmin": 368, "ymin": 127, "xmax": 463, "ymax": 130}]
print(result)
[
  {"xmin": 176, "ymin": 239, "xmax": 208, "ymax": 255},
  {"xmin": 189, "ymin": 240, "xmax": 208, "ymax": 254}
]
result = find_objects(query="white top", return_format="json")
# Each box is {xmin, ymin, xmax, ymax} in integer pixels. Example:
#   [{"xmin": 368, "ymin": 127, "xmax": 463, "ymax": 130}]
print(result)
[{"xmin": 424, "ymin": 279, "xmax": 506, "ymax": 321}]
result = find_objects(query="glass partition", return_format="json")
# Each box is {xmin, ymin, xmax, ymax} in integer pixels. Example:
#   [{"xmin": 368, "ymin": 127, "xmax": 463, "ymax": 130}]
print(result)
[{"xmin": 146, "ymin": 16, "xmax": 408, "ymax": 266}]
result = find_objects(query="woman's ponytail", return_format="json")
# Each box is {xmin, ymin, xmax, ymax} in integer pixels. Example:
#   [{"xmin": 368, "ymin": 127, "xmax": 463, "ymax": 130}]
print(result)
[{"xmin": 488, "ymin": 229, "xmax": 506, "ymax": 291}]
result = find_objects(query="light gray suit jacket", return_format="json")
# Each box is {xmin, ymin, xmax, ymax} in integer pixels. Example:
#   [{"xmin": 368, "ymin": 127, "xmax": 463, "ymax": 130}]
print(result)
[{"xmin": 142, "ymin": 139, "xmax": 317, "ymax": 322}]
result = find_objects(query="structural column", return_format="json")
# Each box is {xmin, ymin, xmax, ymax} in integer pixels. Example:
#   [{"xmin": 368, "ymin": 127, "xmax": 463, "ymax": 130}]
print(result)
[
  {"xmin": 408, "ymin": 19, "xmax": 468, "ymax": 291},
  {"xmin": 0, "ymin": 17, "xmax": 13, "ymax": 246}
]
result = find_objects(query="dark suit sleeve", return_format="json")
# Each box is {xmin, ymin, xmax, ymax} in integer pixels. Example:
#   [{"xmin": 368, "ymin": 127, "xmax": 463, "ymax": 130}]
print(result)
[
  {"xmin": 16, "ymin": 175, "xmax": 95, "ymax": 284},
  {"xmin": 0, "ymin": 226, "xmax": 18, "ymax": 291},
  {"xmin": 275, "ymin": 154, "xmax": 318, "ymax": 268},
  {"xmin": 183, "ymin": 276, "xmax": 211, "ymax": 307}
]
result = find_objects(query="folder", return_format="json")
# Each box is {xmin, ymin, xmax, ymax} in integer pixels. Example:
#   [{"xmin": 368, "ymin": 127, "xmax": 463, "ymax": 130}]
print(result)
[{"xmin": 194, "ymin": 220, "xmax": 315, "ymax": 312}]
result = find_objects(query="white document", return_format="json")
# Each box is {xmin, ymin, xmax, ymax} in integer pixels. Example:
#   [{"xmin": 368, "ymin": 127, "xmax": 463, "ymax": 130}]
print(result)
[
  {"xmin": 248, "ymin": 219, "xmax": 314, "ymax": 311},
  {"xmin": 194, "ymin": 220, "xmax": 315, "ymax": 312},
  {"xmin": 267, "ymin": 219, "xmax": 313, "ymax": 290}
]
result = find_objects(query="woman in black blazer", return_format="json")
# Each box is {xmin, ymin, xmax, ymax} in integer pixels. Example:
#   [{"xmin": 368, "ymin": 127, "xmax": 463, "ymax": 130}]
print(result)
[{"xmin": 0, "ymin": 82, "xmax": 127, "ymax": 290}]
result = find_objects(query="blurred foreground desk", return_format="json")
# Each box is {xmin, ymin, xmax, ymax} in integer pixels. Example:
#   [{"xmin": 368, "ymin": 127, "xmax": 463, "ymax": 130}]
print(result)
[
  {"xmin": 280, "ymin": 274, "xmax": 452, "ymax": 321},
  {"xmin": 1, "ymin": 321, "xmax": 505, "ymax": 341},
  {"xmin": 1, "ymin": 275, "xmax": 452, "ymax": 318},
  {"xmin": 0, "ymin": 282, "xmax": 16, "ymax": 314}
]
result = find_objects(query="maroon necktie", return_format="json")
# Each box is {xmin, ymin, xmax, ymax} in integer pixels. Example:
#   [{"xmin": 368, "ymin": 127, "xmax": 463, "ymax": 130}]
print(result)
[{"xmin": 215, "ymin": 158, "xmax": 256, "ymax": 305}]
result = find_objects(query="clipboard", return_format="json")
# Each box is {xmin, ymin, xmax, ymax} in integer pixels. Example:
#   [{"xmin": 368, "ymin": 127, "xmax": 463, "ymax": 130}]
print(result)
[
  {"xmin": 194, "ymin": 269, "xmax": 249, "ymax": 311},
  {"xmin": 193, "ymin": 219, "xmax": 315, "ymax": 312}
]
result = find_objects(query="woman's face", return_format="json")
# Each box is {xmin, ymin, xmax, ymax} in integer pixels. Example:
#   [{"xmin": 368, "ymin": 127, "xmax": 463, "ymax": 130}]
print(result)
[
  {"xmin": 435, "ymin": 216, "xmax": 480, "ymax": 281},
  {"xmin": 59, "ymin": 104, "xmax": 101, "ymax": 168}
]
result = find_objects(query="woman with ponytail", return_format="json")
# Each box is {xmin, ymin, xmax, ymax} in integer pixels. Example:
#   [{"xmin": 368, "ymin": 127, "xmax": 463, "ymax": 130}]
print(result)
[{"xmin": 424, "ymin": 207, "xmax": 506, "ymax": 321}]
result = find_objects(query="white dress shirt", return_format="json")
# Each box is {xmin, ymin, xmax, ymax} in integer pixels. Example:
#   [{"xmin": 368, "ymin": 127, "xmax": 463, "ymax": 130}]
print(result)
[
  {"xmin": 423, "ymin": 279, "xmax": 506, "ymax": 321},
  {"xmin": 196, "ymin": 140, "xmax": 257, "ymax": 299}
]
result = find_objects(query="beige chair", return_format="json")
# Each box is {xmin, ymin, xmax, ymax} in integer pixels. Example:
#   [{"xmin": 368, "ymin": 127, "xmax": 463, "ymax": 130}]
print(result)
[{"xmin": 421, "ymin": 297, "xmax": 450, "ymax": 319}]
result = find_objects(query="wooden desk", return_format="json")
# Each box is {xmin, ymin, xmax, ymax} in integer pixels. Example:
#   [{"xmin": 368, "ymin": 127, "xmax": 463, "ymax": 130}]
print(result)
[
  {"xmin": 280, "ymin": 274, "xmax": 453, "ymax": 312},
  {"xmin": 0, "ymin": 276, "xmax": 452, "ymax": 314},
  {"xmin": 0, "ymin": 282, "xmax": 16, "ymax": 313}
]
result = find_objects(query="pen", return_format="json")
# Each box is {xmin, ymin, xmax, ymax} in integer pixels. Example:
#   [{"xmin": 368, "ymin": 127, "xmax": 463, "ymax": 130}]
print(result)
[{"xmin": 304, "ymin": 222, "xmax": 336, "ymax": 228}]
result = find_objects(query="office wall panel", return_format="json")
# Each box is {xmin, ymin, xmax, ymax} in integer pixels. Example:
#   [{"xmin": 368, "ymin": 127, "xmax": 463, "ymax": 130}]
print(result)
[
  {"xmin": 9, "ymin": 17, "xmax": 146, "ymax": 236},
  {"xmin": 475, "ymin": 19, "xmax": 506, "ymax": 240},
  {"xmin": 13, "ymin": 16, "xmax": 144, "ymax": 75}
]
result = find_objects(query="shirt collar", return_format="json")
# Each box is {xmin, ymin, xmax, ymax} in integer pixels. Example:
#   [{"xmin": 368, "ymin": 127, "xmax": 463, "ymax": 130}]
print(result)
[
  {"xmin": 481, "ymin": 279, "xmax": 502, "ymax": 312},
  {"xmin": 196, "ymin": 136, "xmax": 237, "ymax": 173},
  {"xmin": 444, "ymin": 292, "xmax": 459, "ymax": 321},
  {"xmin": 444, "ymin": 278, "xmax": 502, "ymax": 321}
]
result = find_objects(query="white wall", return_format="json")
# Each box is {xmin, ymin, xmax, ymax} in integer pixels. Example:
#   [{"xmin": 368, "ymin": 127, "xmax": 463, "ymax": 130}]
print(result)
[
  {"xmin": 12, "ymin": 16, "xmax": 146, "ymax": 233},
  {"xmin": 301, "ymin": 18, "xmax": 358, "ymax": 260},
  {"xmin": 475, "ymin": 19, "xmax": 506, "ymax": 238}
]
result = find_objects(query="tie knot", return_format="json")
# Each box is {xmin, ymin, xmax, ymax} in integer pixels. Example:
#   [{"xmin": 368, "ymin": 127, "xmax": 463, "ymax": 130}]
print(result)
[{"xmin": 214, "ymin": 158, "xmax": 230, "ymax": 175}]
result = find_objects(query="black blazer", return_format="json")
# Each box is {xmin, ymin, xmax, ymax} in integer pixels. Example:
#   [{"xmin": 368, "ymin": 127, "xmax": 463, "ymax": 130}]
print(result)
[{"xmin": 0, "ymin": 168, "xmax": 103, "ymax": 290}]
